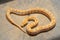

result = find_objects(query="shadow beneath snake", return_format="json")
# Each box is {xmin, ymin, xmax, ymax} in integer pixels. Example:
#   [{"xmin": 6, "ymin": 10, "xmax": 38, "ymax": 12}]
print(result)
[
  {"xmin": 6, "ymin": 12, "xmax": 56, "ymax": 36},
  {"xmin": 27, "ymin": 24, "xmax": 56, "ymax": 36}
]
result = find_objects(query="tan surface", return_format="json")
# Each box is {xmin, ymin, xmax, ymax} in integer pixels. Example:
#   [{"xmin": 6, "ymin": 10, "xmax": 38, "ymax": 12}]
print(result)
[{"xmin": 0, "ymin": 0, "xmax": 60, "ymax": 40}]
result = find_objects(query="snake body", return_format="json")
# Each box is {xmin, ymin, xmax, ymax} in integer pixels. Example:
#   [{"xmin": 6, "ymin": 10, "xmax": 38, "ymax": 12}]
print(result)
[{"xmin": 6, "ymin": 8, "xmax": 56, "ymax": 35}]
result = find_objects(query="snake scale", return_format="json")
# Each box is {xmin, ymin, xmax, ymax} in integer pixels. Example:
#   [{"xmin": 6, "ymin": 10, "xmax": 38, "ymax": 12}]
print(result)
[{"xmin": 6, "ymin": 7, "xmax": 56, "ymax": 36}]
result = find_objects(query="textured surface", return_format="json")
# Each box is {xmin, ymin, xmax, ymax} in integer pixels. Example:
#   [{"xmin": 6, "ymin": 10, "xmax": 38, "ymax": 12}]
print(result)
[{"xmin": 0, "ymin": 0, "xmax": 60, "ymax": 40}]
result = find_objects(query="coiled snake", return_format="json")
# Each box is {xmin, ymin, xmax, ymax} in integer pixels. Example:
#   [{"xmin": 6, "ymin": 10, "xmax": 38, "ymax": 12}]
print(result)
[{"xmin": 6, "ymin": 8, "xmax": 56, "ymax": 36}]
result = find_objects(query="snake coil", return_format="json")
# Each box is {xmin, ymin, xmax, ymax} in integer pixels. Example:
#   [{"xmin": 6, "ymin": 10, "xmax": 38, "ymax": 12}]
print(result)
[{"xmin": 6, "ymin": 8, "xmax": 56, "ymax": 36}]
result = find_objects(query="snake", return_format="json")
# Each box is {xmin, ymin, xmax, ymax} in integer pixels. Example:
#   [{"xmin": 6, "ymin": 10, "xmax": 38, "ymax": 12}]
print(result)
[{"xmin": 6, "ymin": 7, "xmax": 56, "ymax": 36}]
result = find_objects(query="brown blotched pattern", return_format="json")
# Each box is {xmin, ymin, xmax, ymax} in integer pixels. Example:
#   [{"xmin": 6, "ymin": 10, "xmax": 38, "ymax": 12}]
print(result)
[{"xmin": 6, "ymin": 7, "xmax": 56, "ymax": 36}]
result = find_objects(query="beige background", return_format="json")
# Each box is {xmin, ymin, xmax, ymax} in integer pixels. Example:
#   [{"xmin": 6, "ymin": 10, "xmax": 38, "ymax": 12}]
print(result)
[{"xmin": 0, "ymin": 0, "xmax": 60, "ymax": 40}]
